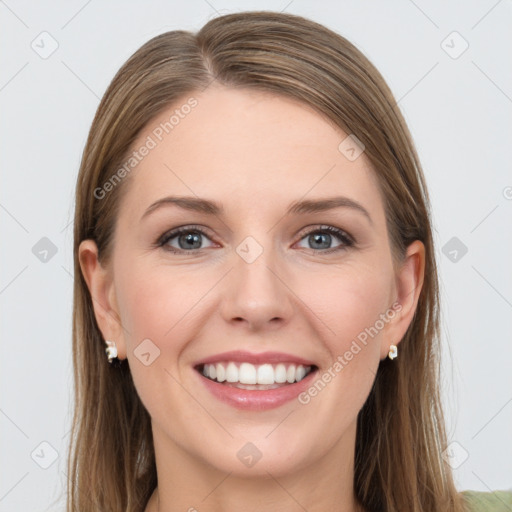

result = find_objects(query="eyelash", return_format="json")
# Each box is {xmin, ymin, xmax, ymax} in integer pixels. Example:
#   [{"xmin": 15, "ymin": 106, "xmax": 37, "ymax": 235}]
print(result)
[{"xmin": 156, "ymin": 224, "xmax": 355, "ymax": 255}]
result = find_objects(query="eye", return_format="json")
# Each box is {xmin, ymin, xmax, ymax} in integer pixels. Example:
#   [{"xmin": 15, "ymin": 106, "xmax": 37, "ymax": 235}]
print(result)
[
  {"xmin": 158, "ymin": 225, "xmax": 216, "ymax": 253},
  {"xmin": 157, "ymin": 224, "xmax": 355, "ymax": 255},
  {"xmin": 295, "ymin": 225, "xmax": 354, "ymax": 253}
]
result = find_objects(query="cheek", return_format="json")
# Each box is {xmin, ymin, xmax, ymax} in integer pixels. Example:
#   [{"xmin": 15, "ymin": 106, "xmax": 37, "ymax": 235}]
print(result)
[
  {"xmin": 113, "ymin": 263, "xmax": 195, "ymax": 412},
  {"xmin": 114, "ymin": 259, "xmax": 219, "ymax": 398},
  {"xmin": 116, "ymin": 259, "xmax": 201, "ymax": 343},
  {"xmin": 117, "ymin": 275, "xmax": 170, "ymax": 344},
  {"xmin": 298, "ymin": 261, "xmax": 393, "ymax": 354},
  {"xmin": 292, "ymin": 266, "xmax": 392, "ymax": 434}
]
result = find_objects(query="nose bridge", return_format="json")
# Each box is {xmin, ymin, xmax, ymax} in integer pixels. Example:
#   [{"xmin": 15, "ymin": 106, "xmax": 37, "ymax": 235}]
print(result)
[{"xmin": 220, "ymin": 234, "xmax": 292, "ymax": 329}]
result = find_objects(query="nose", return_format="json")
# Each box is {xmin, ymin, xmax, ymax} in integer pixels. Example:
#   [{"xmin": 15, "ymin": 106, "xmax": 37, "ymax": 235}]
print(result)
[{"xmin": 219, "ymin": 240, "xmax": 294, "ymax": 332}]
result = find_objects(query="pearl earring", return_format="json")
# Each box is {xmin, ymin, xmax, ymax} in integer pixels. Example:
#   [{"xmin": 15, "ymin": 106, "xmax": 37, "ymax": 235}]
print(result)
[
  {"xmin": 105, "ymin": 340, "xmax": 118, "ymax": 364},
  {"xmin": 388, "ymin": 344, "xmax": 398, "ymax": 360}
]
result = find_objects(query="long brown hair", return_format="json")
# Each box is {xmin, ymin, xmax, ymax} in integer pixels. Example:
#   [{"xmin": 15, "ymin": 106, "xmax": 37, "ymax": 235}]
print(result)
[{"xmin": 68, "ymin": 11, "xmax": 467, "ymax": 512}]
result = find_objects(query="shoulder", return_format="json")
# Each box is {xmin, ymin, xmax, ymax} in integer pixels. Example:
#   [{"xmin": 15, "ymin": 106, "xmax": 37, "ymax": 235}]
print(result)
[{"xmin": 460, "ymin": 489, "xmax": 512, "ymax": 511}]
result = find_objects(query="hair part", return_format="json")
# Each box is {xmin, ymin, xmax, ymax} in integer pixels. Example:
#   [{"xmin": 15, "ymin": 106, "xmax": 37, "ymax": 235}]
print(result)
[{"xmin": 69, "ymin": 11, "xmax": 465, "ymax": 512}]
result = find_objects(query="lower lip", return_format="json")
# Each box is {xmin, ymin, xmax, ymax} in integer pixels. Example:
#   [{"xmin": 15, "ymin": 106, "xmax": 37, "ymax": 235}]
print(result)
[{"xmin": 196, "ymin": 368, "xmax": 318, "ymax": 411}]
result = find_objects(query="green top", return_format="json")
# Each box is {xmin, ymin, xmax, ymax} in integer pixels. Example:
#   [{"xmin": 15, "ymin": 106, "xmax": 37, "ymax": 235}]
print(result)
[{"xmin": 460, "ymin": 490, "xmax": 512, "ymax": 511}]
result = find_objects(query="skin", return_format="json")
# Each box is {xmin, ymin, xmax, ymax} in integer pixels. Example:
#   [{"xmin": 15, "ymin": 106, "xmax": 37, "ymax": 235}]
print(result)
[{"xmin": 80, "ymin": 85, "xmax": 424, "ymax": 512}]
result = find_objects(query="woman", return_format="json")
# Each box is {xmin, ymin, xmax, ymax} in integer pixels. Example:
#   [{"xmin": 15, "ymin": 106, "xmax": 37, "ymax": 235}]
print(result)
[{"xmin": 68, "ymin": 10, "xmax": 511, "ymax": 512}]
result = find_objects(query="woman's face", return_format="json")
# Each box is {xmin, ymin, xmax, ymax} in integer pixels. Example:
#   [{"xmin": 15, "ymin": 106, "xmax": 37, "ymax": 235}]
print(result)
[{"xmin": 81, "ymin": 85, "xmax": 423, "ymax": 478}]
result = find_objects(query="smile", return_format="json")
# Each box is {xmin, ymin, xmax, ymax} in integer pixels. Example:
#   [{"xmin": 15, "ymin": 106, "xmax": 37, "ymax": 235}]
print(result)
[
  {"xmin": 193, "ymin": 350, "xmax": 319, "ymax": 410},
  {"xmin": 199, "ymin": 361, "xmax": 314, "ymax": 388}
]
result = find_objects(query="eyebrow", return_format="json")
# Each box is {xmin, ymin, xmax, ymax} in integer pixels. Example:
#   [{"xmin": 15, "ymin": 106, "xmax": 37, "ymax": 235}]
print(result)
[{"xmin": 141, "ymin": 195, "xmax": 373, "ymax": 224}]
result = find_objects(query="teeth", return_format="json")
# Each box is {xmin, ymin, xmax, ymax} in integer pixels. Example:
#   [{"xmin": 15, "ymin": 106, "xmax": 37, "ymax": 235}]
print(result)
[
  {"xmin": 226, "ymin": 362, "xmax": 238, "ymax": 383},
  {"xmin": 239, "ymin": 362, "xmax": 257, "ymax": 384},
  {"xmin": 275, "ymin": 363, "xmax": 287, "ymax": 383},
  {"xmin": 200, "ymin": 361, "xmax": 312, "ymax": 385},
  {"xmin": 286, "ymin": 364, "xmax": 296, "ymax": 383},
  {"xmin": 257, "ymin": 364, "xmax": 274, "ymax": 385},
  {"xmin": 216, "ymin": 363, "xmax": 226, "ymax": 382}
]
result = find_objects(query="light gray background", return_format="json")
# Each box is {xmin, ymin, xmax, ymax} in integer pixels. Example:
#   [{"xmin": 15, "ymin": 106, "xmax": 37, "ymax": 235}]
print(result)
[{"xmin": 1, "ymin": 1, "xmax": 511, "ymax": 510}]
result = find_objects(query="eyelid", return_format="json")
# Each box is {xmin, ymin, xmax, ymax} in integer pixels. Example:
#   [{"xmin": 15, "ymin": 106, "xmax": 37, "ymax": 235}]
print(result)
[
  {"xmin": 295, "ymin": 224, "xmax": 355, "ymax": 244},
  {"xmin": 157, "ymin": 224, "xmax": 216, "ymax": 246}
]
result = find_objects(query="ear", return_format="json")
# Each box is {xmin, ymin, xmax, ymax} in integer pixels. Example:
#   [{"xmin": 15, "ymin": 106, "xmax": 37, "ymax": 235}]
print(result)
[
  {"xmin": 78, "ymin": 239, "xmax": 127, "ymax": 359},
  {"xmin": 380, "ymin": 240, "xmax": 425, "ymax": 360}
]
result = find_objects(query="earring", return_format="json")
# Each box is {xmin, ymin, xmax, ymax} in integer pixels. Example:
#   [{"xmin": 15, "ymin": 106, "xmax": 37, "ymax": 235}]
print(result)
[
  {"xmin": 105, "ymin": 340, "xmax": 118, "ymax": 364},
  {"xmin": 388, "ymin": 344, "xmax": 398, "ymax": 360}
]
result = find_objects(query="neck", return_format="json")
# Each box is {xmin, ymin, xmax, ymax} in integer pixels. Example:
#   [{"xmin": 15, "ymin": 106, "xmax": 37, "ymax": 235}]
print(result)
[{"xmin": 145, "ymin": 420, "xmax": 364, "ymax": 512}]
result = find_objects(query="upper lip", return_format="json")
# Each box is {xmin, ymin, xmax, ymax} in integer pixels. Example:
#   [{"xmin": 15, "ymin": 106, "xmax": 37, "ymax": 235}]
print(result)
[{"xmin": 194, "ymin": 350, "xmax": 317, "ymax": 368}]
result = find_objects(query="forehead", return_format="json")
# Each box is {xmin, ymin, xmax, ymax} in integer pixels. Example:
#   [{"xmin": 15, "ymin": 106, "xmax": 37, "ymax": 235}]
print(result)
[{"xmin": 117, "ymin": 86, "xmax": 383, "ymax": 222}]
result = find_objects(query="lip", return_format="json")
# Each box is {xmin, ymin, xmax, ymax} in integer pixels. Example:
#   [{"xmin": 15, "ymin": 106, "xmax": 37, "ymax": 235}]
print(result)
[
  {"xmin": 193, "ymin": 350, "xmax": 317, "ymax": 367},
  {"xmin": 194, "ymin": 365, "xmax": 319, "ymax": 411}
]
